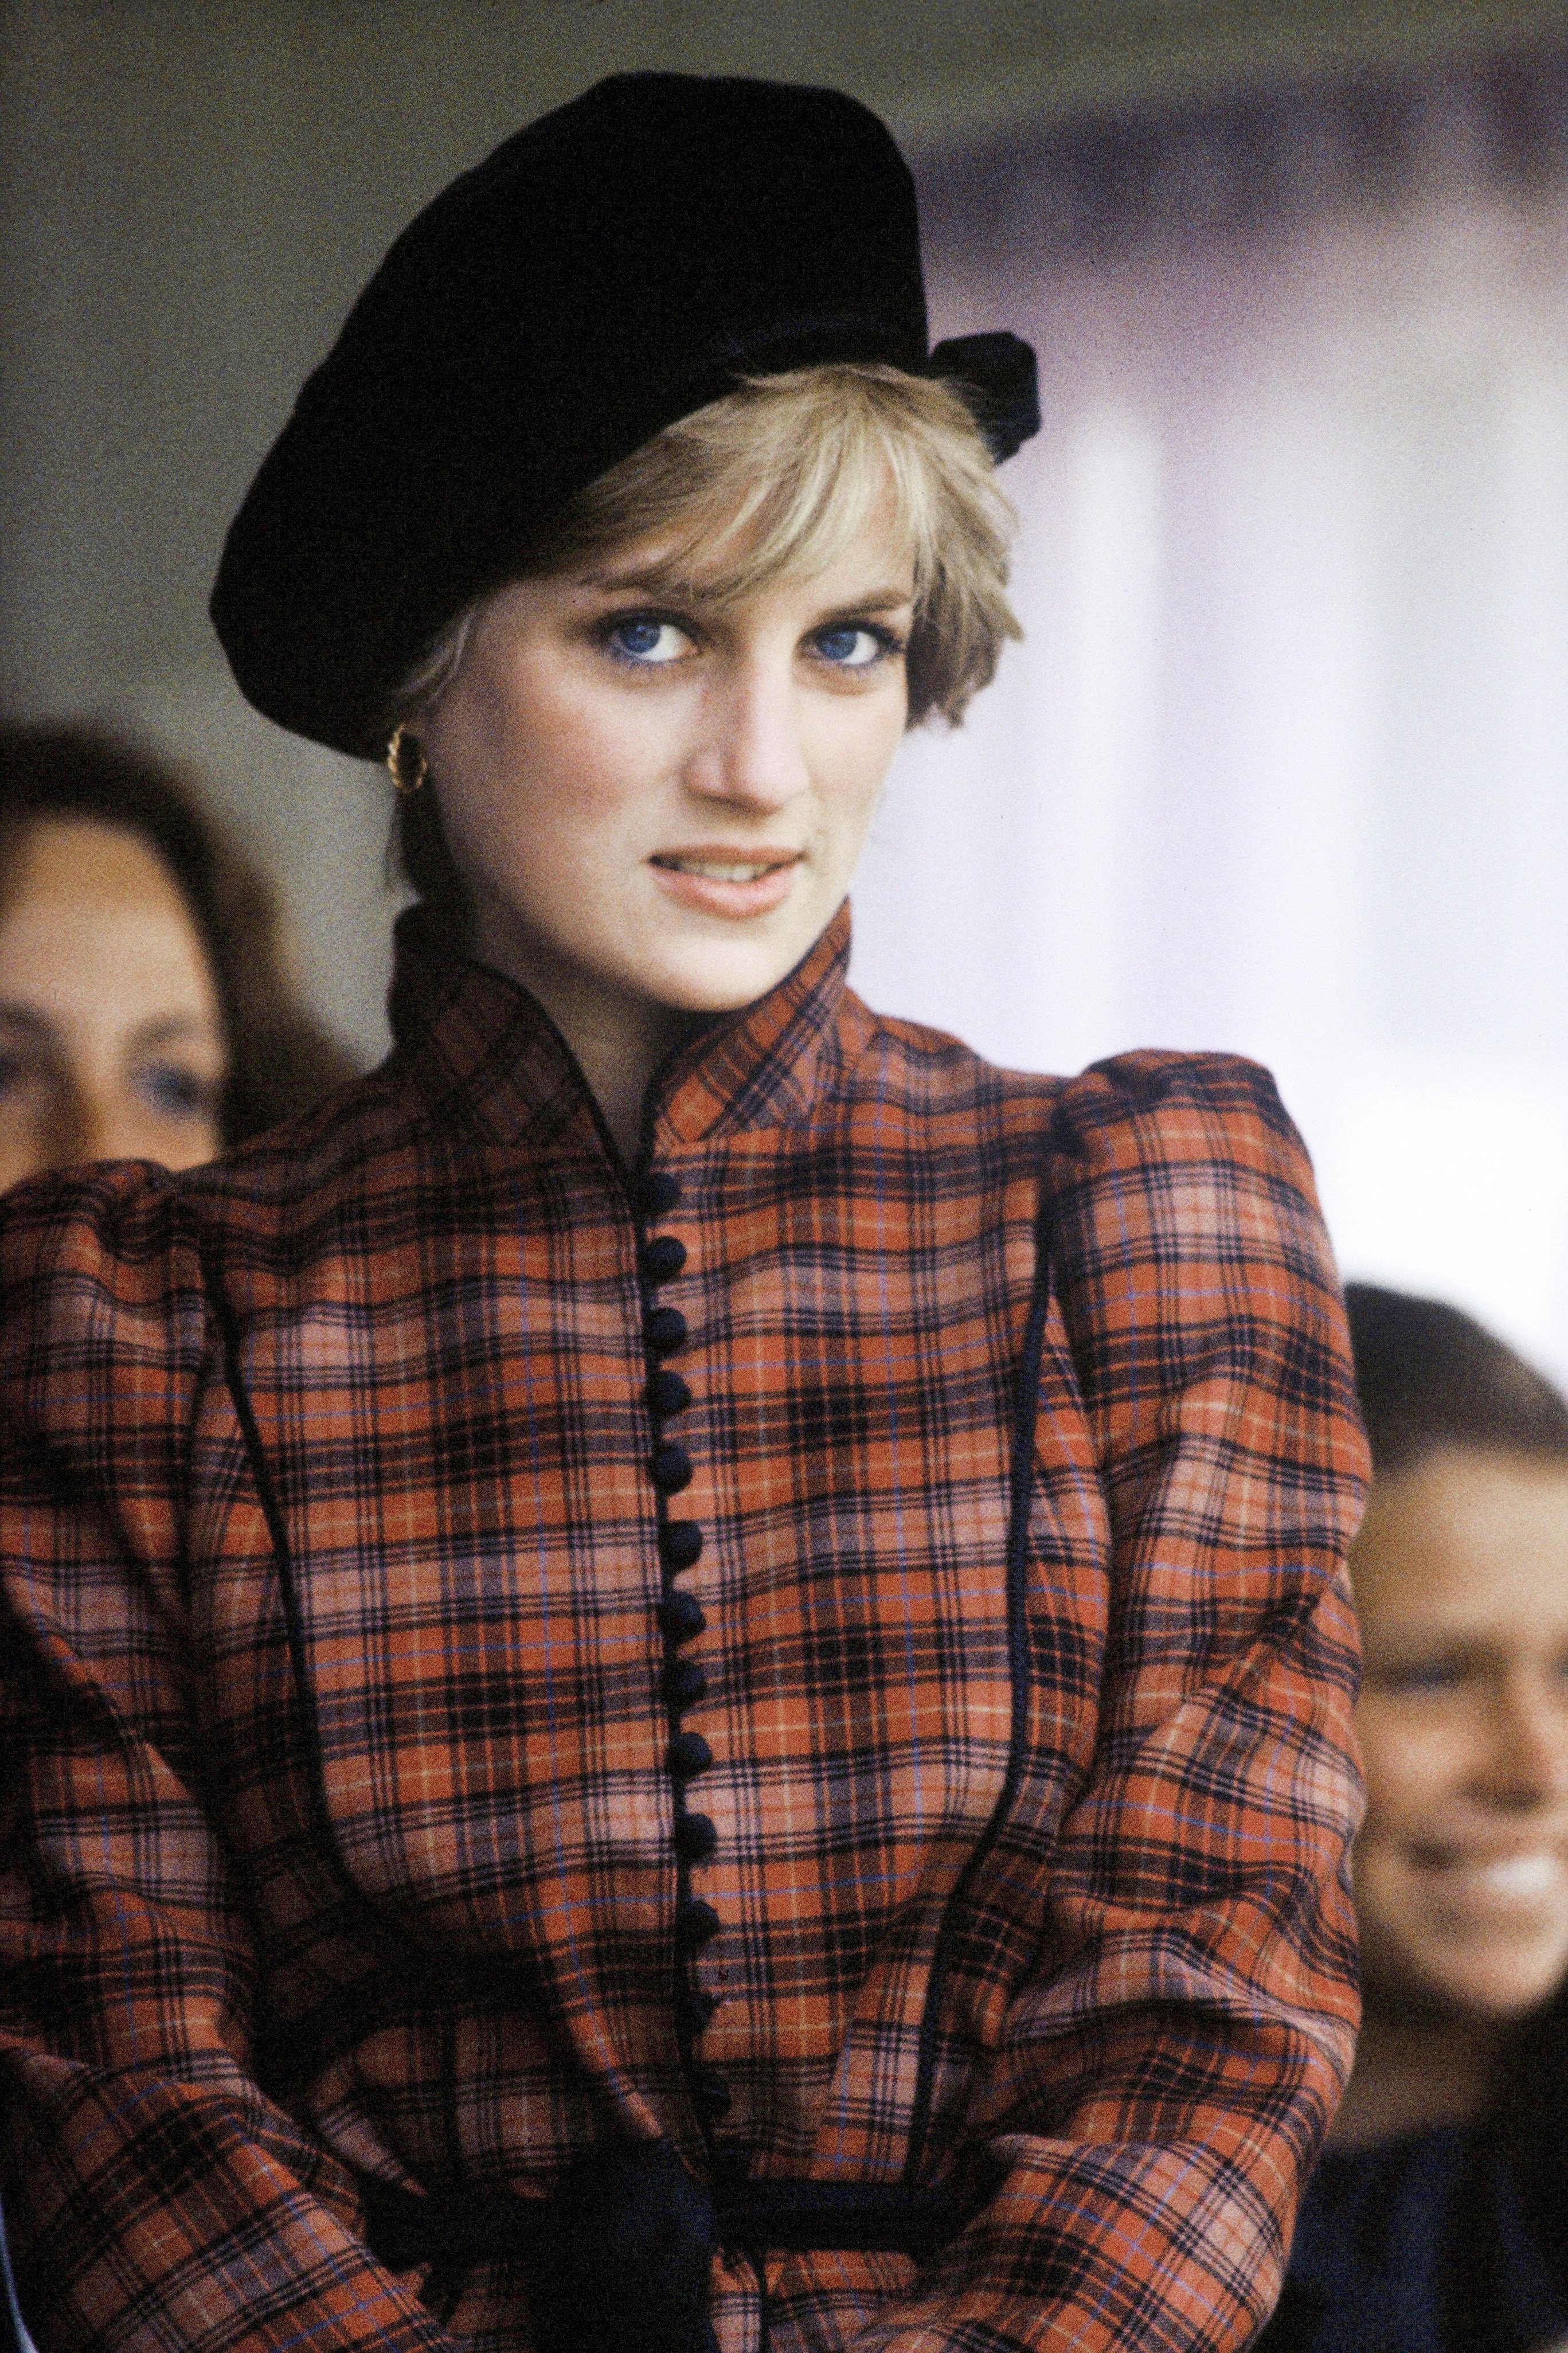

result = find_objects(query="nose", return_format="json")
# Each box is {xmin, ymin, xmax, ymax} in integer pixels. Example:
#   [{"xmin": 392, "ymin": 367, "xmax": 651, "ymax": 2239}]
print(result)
[
  {"xmin": 45, "ymin": 1079, "xmax": 136, "ymax": 1171},
  {"xmin": 682, "ymin": 651, "xmax": 811, "ymax": 812},
  {"xmin": 1483, "ymin": 1673, "xmax": 1568, "ymax": 1809}
]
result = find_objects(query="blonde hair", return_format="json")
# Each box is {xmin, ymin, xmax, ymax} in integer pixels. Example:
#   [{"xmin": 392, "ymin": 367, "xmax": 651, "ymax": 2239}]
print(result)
[{"xmin": 392, "ymin": 363, "xmax": 1020, "ymax": 917}]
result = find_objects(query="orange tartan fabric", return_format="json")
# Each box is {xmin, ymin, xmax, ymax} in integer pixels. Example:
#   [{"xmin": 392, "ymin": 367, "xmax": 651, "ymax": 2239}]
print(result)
[{"xmin": 0, "ymin": 906, "xmax": 1366, "ymax": 2353}]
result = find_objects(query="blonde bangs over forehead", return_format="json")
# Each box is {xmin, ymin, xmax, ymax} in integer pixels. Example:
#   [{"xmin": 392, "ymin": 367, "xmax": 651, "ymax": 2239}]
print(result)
[
  {"xmin": 553, "ymin": 364, "xmax": 1020, "ymax": 724},
  {"xmin": 393, "ymin": 363, "xmax": 1021, "ymax": 732}
]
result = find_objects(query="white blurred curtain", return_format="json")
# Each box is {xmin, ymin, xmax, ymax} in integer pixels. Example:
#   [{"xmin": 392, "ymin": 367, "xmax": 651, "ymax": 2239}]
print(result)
[{"xmin": 851, "ymin": 45, "xmax": 1568, "ymax": 1383}]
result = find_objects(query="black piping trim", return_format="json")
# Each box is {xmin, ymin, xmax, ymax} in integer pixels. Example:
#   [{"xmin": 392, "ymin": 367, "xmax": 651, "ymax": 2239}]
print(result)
[
  {"xmin": 902, "ymin": 1113, "xmax": 1063, "ymax": 2183},
  {"xmin": 440, "ymin": 2009, "xmax": 465, "ymax": 2179},
  {"xmin": 197, "ymin": 1237, "xmax": 412, "ymax": 1940},
  {"xmin": 752, "ymin": 2247, "xmax": 772, "ymax": 2353},
  {"xmin": 198, "ymin": 1239, "xmax": 550, "ymax": 2016},
  {"xmin": 424, "ymin": 2010, "xmax": 471, "ymax": 2324}
]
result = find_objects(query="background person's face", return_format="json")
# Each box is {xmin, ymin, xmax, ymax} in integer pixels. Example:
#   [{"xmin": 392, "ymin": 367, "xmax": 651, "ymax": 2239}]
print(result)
[
  {"xmin": 420, "ymin": 503, "xmax": 915, "ymax": 1050},
  {"xmin": 1352, "ymin": 1447, "xmax": 1568, "ymax": 2024},
  {"xmin": 0, "ymin": 818, "xmax": 228, "ymax": 1185}
]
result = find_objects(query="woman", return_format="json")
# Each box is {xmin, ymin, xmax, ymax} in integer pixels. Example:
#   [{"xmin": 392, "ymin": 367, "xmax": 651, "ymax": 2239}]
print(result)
[
  {"xmin": 0, "ymin": 75, "xmax": 1367, "ymax": 2353},
  {"xmin": 0, "ymin": 726, "xmax": 357, "ymax": 1180},
  {"xmin": 1260, "ymin": 1285, "xmax": 1568, "ymax": 2353}
]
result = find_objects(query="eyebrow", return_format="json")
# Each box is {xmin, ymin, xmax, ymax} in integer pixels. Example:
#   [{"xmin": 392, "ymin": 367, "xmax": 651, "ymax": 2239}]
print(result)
[
  {"xmin": 580, "ymin": 569, "xmax": 916, "ymax": 612},
  {"xmin": 0, "ymin": 1006, "xmax": 221, "ymax": 1052},
  {"xmin": 0, "ymin": 1003, "xmax": 54, "ymax": 1039},
  {"xmin": 1363, "ymin": 1634, "xmax": 1487, "ymax": 1668},
  {"xmin": 128, "ymin": 1017, "xmax": 224, "ymax": 1053},
  {"xmin": 817, "ymin": 587, "xmax": 917, "ymax": 615}
]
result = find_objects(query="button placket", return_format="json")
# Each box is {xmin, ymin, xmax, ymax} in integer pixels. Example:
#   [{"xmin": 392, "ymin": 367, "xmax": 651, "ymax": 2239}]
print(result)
[{"xmin": 634, "ymin": 1162, "xmax": 730, "ymax": 2146}]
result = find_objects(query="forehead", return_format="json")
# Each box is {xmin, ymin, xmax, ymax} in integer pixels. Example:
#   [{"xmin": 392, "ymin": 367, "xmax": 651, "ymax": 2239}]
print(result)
[
  {"xmin": 578, "ymin": 490, "xmax": 917, "ymax": 606},
  {"xmin": 1353, "ymin": 1447, "xmax": 1568, "ymax": 1648},
  {"xmin": 2, "ymin": 816, "xmax": 184, "ymax": 917},
  {"xmin": 0, "ymin": 817, "xmax": 218, "ymax": 1021}
]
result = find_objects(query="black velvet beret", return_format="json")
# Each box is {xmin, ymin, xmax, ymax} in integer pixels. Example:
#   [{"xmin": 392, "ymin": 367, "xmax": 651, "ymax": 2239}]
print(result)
[{"xmin": 210, "ymin": 72, "xmax": 1039, "ymax": 761}]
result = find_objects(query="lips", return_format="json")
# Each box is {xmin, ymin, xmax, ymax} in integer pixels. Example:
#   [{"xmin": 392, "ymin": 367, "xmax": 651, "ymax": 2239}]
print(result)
[
  {"xmin": 648, "ymin": 847, "xmax": 803, "ymax": 918},
  {"xmin": 1410, "ymin": 1843, "xmax": 1568, "ymax": 1909},
  {"xmin": 652, "ymin": 850, "xmax": 801, "ymax": 881}
]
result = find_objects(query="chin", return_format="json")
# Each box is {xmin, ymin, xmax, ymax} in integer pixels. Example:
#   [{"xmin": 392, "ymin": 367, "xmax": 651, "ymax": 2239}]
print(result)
[
  {"xmin": 1463, "ymin": 1956, "xmax": 1568, "ymax": 2022},
  {"xmin": 1395, "ymin": 1942, "xmax": 1568, "ymax": 2024},
  {"xmin": 647, "ymin": 944, "xmax": 810, "ymax": 1015}
]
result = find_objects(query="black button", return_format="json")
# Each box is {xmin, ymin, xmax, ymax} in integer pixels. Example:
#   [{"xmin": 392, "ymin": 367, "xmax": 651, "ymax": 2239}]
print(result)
[
  {"xmin": 651, "ymin": 1443, "xmax": 693, "ymax": 1494},
  {"xmin": 711, "ymin": 2139, "xmax": 752, "ymax": 2184},
  {"xmin": 677, "ymin": 1984, "xmax": 720, "ymax": 2037},
  {"xmin": 647, "ymin": 1369, "xmax": 691, "ymax": 1420},
  {"xmin": 691, "ymin": 2067, "xmax": 732, "ymax": 2121},
  {"xmin": 677, "ymin": 1897, "xmax": 721, "ymax": 1951},
  {"xmin": 663, "ymin": 1658, "xmax": 706, "ymax": 1711},
  {"xmin": 668, "ymin": 1730, "xmax": 713, "ymax": 1779},
  {"xmin": 642, "ymin": 1234, "xmax": 688, "ymax": 1283},
  {"xmin": 660, "ymin": 1521, "xmax": 703, "ymax": 1572},
  {"xmin": 674, "ymin": 1811, "xmax": 717, "ymax": 1861},
  {"xmin": 659, "ymin": 1589, "xmax": 705, "ymax": 1644},
  {"xmin": 644, "ymin": 1306, "xmax": 687, "ymax": 1357},
  {"xmin": 413, "ymin": 1951, "xmax": 474, "ymax": 2003},
  {"xmin": 638, "ymin": 1169, "xmax": 682, "ymax": 1215}
]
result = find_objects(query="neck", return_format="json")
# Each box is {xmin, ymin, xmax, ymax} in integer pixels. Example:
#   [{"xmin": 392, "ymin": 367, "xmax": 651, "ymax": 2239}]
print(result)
[
  {"xmin": 1329, "ymin": 1995, "xmax": 1511, "ymax": 2149},
  {"xmin": 468, "ymin": 913, "xmax": 697, "ymax": 1162},
  {"xmin": 556, "ymin": 993, "xmax": 698, "ymax": 1162}
]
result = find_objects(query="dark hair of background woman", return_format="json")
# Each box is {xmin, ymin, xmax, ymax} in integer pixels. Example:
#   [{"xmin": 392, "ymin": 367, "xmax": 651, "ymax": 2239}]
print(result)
[
  {"xmin": 1343, "ymin": 1279, "xmax": 1568, "ymax": 2345},
  {"xmin": 0, "ymin": 725, "xmax": 358, "ymax": 1146},
  {"xmin": 1345, "ymin": 1280, "xmax": 1568, "ymax": 1477}
]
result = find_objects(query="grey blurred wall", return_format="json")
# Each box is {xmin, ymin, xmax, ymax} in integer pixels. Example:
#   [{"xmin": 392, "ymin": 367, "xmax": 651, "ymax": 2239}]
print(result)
[{"xmin": 1, "ymin": 0, "xmax": 1558, "ymax": 1057}]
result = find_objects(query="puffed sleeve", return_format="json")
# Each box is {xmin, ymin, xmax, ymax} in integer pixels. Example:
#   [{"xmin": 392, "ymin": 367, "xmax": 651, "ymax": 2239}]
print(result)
[
  {"xmin": 0, "ymin": 1170, "xmax": 451, "ymax": 2353},
  {"xmin": 854, "ymin": 1053, "xmax": 1367, "ymax": 2353}
]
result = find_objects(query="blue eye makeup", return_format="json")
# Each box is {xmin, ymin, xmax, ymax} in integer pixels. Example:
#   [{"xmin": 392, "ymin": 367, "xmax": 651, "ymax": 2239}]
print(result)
[
  {"xmin": 603, "ymin": 615, "xmax": 689, "ymax": 666},
  {"xmin": 596, "ymin": 609, "xmax": 905, "ymax": 671},
  {"xmin": 1373, "ymin": 1655, "xmax": 1469, "ymax": 1696},
  {"xmin": 811, "ymin": 622, "xmax": 902, "ymax": 670},
  {"xmin": 138, "ymin": 1063, "xmax": 220, "ymax": 1120}
]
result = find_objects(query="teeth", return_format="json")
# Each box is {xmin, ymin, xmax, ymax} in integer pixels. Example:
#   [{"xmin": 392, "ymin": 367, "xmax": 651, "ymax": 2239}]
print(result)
[
  {"xmin": 1472, "ymin": 1854, "xmax": 1565, "ymax": 1898},
  {"xmin": 1436, "ymin": 1852, "xmax": 1568, "ymax": 1899},
  {"xmin": 664, "ymin": 859, "xmax": 783, "ymax": 883}
]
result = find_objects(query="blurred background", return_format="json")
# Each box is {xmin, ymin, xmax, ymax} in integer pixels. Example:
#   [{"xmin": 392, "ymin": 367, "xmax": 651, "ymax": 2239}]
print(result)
[{"xmin": 3, "ymin": 0, "xmax": 1568, "ymax": 1374}]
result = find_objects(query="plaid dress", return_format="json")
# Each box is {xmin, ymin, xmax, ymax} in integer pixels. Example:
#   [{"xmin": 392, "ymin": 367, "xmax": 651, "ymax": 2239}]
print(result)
[{"xmin": 0, "ymin": 906, "xmax": 1366, "ymax": 2353}]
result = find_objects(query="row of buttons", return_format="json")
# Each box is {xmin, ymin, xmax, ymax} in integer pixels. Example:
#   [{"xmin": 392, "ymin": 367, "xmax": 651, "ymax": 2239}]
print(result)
[{"xmin": 636, "ymin": 1165, "xmax": 732, "ymax": 2136}]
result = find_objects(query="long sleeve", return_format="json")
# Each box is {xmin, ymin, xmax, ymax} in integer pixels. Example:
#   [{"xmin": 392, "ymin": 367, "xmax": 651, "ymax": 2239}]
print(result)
[
  {"xmin": 0, "ymin": 1170, "xmax": 451, "ymax": 2353},
  {"xmin": 849, "ymin": 1053, "xmax": 1367, "ymax": 2353}
]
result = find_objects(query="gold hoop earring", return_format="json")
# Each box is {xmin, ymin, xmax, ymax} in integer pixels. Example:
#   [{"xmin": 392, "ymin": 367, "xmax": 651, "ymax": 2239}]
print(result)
[{"xmin": 386, "ymin": 724, "xmax": 428, "ymax": 796}]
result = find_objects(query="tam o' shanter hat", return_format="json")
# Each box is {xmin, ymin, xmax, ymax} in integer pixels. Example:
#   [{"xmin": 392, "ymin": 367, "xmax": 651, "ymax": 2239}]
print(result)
[{"xmin": 210, "ymin": 72, "xmax": 1039, "ymax": 761}]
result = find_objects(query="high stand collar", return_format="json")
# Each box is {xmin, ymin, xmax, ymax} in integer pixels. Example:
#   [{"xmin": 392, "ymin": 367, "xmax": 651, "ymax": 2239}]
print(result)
[{"xmin": 388, "ymin": 900, "xmax": 861, "ymax": 1154}]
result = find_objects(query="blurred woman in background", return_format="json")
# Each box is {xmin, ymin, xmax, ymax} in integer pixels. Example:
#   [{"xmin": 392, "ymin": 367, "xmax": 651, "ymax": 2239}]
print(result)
[
  {"xmin": 1262, "ymin": 1283, "xmax": 1568, "ymax": 2353},
  {"xmin": 0, "ymin": 725, "xmax": 357, "ymax": 1183}
]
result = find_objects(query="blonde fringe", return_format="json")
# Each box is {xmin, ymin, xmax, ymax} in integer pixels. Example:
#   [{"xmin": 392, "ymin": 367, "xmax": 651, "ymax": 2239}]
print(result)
[{"xmin": 396, "ymin": 362, "xmax": 1020, "ymax": 730}]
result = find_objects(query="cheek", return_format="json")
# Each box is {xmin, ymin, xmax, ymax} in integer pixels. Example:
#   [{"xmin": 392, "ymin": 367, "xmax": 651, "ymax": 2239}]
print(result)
[
  {"xmin": 160, "ymin": 1120, "xmax": 225, "ymax": 1172},
  {"xmin": 1355, "ymin": 1697, "xmax": 1491, "ymax": 1833},
  {"xmin": 811, "ymin": 699, "xmax": 905, "ymax": 841},
  {"xmin": 0, "ymin": 1117, "xmax": 49, "ymax": 1193},
  {"xmin": 1354, "ymin": 1706, "xmax": 1446, "ymax": 1838},
  {"xmin": 433, "ymin": 677, "xmax": 656, "ymax": 869}
]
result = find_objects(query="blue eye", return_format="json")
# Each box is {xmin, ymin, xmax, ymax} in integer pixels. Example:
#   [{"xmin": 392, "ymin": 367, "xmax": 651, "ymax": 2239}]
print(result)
[
  {"xmin": 812, "ymin": 623, "xmax": 895, "ymax": 669},
  {"xmin": 605, "ymin": 616, "xmax": 687, "ymax": 666},
  {"xmin": 1380, "ymin": 1660, "xmax": 1465, "ymax": 1695},
  {"xmin": 138, "ymin": 1063, "xmax": 218, "ymax": 1120}
]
